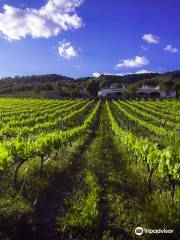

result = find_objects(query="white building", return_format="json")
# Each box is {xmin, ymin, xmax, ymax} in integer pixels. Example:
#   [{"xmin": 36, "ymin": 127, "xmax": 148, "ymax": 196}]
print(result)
[
  {"xmin": 98, "ymin": 87, "xmax": 126, "ymax": 98},
  {"xmin": 98, "ymin": 84, "xmax": 176, "ymax": 98},
  {"xmin": 137, "ymin": 85, "xmax": 160, "ymax": 98},
  {"xmin": 160, "ymin": 90, "xmax": 176, "ymax": 98}
]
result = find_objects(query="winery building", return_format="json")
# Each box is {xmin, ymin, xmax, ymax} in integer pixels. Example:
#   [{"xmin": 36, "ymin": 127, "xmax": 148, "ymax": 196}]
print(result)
[{"xmin": 98, "ymin": 85, "xmax": 177, "ymax": 98}]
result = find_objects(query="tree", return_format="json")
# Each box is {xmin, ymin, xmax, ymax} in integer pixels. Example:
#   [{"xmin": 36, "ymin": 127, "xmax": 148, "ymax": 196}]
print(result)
[
  {"xmin": 34, "ymin": 85, "xmax": 41, "ymax": 94},
  {"xmin": 127, "ymin": 84, "xmax": 138, "ymax": 97},
  {"xmin": 86, "ymin": 80, "xmax": 100, "ymax": 97},
  {"xmin": 161, "ymin": 80, "xmax": 175, "ymax": 94},
  {"xmin": 54, "ymin": 82, "xmax": 62, "ymax": 92},
  {"xmin": 44, "ymin": 83, "xmax": 53, "ymax": 91}
]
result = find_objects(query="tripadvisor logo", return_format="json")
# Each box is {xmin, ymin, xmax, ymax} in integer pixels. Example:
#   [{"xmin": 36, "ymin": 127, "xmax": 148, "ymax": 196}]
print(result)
[
  {"xmin": 135, "ymin": 227, "xmax": 144, "ymax": 236},
  {"xmin": 135, "ymin": 227, "xmax": 174, "ymax": 236}
]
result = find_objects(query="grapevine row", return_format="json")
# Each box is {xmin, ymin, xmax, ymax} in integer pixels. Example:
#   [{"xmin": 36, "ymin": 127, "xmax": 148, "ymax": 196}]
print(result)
[{"xmin": 106, "ymin": 100, "xmax": 180, "ymax": 203}]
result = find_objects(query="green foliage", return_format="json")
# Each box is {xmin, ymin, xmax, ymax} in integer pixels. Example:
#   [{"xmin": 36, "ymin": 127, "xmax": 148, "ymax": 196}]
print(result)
[
  {"xmin": 86, "ymin": 79, "xmax": 100, "ymax": 96},
  {"xmin": 106, "ymin": 100, "xmax": 180, "ymax": 182},
  {"xmin": 0, "ymin": 98, "xmax": 179, "ymax": 239},
  {"xmin": 0, "ymin": 194, "xmax": 32, "ymax": 238},
  {"xmin": 58, "ymin": 170, "xmax": 100, "ymax": 231},
  {"xmin": 127, "ymin": 84, "xmax": 138, "ymax": 97}
]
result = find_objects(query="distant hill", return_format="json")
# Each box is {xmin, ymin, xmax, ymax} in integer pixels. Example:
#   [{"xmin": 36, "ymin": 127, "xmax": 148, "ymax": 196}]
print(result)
[
  {"xmin": 81, "ymin": 71, "xmax": 180, "ymax": 97},
  {"xmin": 85, "ymin": 73, "xmax": 159, "ymax": 87},
  {"xmin": 0, "ymin": 74, "xmax": 74, "ymax": 84},
  {"xmin": 0, "ymin": 71, "xmax": 179, "ymax": 98},
  {"xmin": 127, "ymin": 71, "xmax": 180, "ymax": 89}
]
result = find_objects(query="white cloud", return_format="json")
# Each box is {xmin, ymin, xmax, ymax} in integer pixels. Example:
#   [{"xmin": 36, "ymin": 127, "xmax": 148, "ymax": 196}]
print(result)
[
  {"xmin": 93, "ymin": 72, "xmax": 101, "ymax": 78},
  {"xmin": 142, "ymin": 33, "xmax": 160, "ymax": 44},
  {"xmin": 113, "ymin": 72, "xmax": 131, "ymax": 76},
  {"xmin": 117, "ymin": 70, "xmax": 154, "ymax": 75},
  {"xmin": 135, "ymin": 69, "xmax": 152, "ymax": 74},
  {"xmin": 93, "ymin": 72, "xmax": 131, "ymax": 77},
  {"xmin": 104, "ymin": 72, "xmax": 123, "ymax": 76},
  {"xmin": 93, "ymin": 72, "xmax": 124, "ymax": 77},
  {"xmin": 92, "ymin": 70, "xmax": 154, "ymax": 77},
  {"xmin": 164, "ymin": 45, "xmax": 178, "ymax": 53},
  {"xmin": 116, "ymin": 56, "xmax": 149, "ymax": 68},
  {"xmin": 0, "ymin": 0, "xmax": 83, "ymax": 41},
  {"xmin": 58, "ymin": 40, "xmax": 78, "ymax": 59}
]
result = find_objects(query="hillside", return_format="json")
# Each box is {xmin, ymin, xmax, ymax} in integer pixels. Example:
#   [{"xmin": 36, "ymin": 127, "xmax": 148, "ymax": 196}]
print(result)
[{"xmin": 0, "ymin": 71, "xmax": 179, "ymax": 98}]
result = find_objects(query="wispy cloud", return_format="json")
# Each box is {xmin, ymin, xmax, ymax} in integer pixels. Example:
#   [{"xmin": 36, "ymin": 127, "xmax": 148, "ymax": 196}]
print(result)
[
  {"xmin": 135, "ymin": 69, "xmax": 153, "ymax": 74},
  {"xmin": 93, "ymin": 72, "xmax": 124, "ymax": 77},
  {"xmin": 142, "ymin": 33, "xmax": 160, "ymax": 44},
  {"xmin": 120, "ymin": 70, "xmax": 154, "ymax": 75},
  {"xmin": 141, "ymin": 45, "xmax": 148, "ymax": 51},
  {"xmin": 0, "ymin": 0, "xmax": 84, "ymax": 41},
  {"xmin": 74, "ymin": 64, "xmax": 81, "ymax": 69},
  {"xmin": 93, "ymin": 69, "xmax": 154, "ymax": 77},
  {"xmin": 116, "ymin": 56, "xmax": 149, "ymax": 68},
  {"xmin": 58, "ymin": 40, "xmax": 78, "ymax": 59},
  {"xmin": 164, "ymin": 45, "xmax": 178, "ymax": 53}
]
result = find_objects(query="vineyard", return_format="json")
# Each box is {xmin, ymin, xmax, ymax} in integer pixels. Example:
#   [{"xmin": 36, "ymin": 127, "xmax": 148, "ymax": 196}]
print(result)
[{"xmin": 0, "ymin": 97, "xmax": 179, "ymax": 240}]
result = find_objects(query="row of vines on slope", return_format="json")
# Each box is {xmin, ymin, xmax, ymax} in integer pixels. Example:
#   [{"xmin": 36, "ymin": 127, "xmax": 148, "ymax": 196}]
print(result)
[{"xmin": 106, "ymin": 100, "xmax": 180, "ymax": 204}]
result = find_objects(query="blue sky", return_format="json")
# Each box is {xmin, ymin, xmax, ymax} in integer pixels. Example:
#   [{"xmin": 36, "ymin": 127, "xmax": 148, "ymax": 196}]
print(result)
[{"xmin": 0, "ymin": 0, "xmax": 179, "ymax": 78}]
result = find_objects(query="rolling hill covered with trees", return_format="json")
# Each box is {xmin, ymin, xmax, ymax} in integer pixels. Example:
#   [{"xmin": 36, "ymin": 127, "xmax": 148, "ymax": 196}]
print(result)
[{"xmin": 0, "ymin": 71, "xmax": 179, "ymax": 98}]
